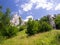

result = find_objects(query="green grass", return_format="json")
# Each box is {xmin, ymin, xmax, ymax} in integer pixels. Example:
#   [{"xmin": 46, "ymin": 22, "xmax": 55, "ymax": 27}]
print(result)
[{"xmin": 0, "ymin": 30, "xmax": 60, "ymax": 45}]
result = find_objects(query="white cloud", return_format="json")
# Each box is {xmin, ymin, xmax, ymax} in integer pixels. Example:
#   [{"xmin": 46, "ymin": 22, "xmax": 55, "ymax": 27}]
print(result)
[
  {"xmin": 21, "ymin": 3, "xmax": 33, "ymax": 11},
  {"xmin": 26, "ymin": 15, "xmax": 33, "ymax": 19},
  {"xmin": 24, "ymin": 15, "xmax": 33, "ymax": 22},
  {"xmin": 24, "ymin": 19, "xmax": 28, "ymax": 22},
  {"xmin": 30, "ymin": 0, "xmax": 47, "ymax": 4},
  {"xmin": 55, "ymin": 3, "xmax": 60, "ymax": 10},
  {"xmin": 21, "ymin": 0, "xmax": 54, "ymax": 11},
  {"xmin": 35, "ymin": 2, "xmax": 53, "ymax": 10},
  {"xmin": 15, "ymin": 0, "xmax": 60, "ymax": 12}
]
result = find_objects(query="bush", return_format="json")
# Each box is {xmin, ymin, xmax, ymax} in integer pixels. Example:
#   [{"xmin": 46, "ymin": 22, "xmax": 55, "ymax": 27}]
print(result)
[
  {"xmin": 55, "ymin": 15, "xmax": 60, "ymax": 29},
  {"xmin": 26, "ymin": 19, "xmax": 52, "ymax": 36},
  {"xmin": 38, "ymin": 22, "xmax": 52, "ymax": 32},
  {"xmin": 0, "ymin": 32, "xmax": 4, "ymax": 43},
  {"xmin": 19, "ymin": 25, "xmax": 26, "ymax": 31},
  {"xmin": 39, "ymin": 16, "xmax": 49, "ymax": 24},
  {"xmin": 26, "ymin": 19, "xmax": 39, "ymax": 36},
  {"xmin": 1, "ymin": 26, "xmax": 18, "ymax": 38}
]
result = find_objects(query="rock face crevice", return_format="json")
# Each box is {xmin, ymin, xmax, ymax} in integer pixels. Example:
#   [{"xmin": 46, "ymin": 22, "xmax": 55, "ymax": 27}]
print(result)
[{"xmin": 47, "ymin": 15, "xmax": 56, "ymax": 29}]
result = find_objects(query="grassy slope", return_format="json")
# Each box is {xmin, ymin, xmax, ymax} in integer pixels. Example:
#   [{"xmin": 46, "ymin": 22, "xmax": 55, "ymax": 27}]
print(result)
[{"xmin": 0, "ymin": 30, "xmax": 60, "ymax": 45}]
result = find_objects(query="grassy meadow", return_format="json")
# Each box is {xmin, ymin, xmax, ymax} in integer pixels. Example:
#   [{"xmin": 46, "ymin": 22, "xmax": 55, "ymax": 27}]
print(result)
[{"xmin": 0, "ymin": 30, "xmax": 60, "ymax": 45}]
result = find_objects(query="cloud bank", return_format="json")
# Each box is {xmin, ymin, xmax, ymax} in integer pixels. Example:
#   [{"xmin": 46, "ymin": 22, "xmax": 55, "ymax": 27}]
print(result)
[{"xmin": 20, "ymin": 0, "xmax": 60, "ymax": 11}]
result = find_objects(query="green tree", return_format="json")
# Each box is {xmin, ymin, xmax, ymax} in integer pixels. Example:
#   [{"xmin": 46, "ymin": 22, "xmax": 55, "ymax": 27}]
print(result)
[
  {"xmin": 38, "ymin": 21, "xmax": 52, "ymax": 32},
  {"xmin": 3, "ymin": 8, "xmax": 10, "ymax": 26},
  {"xmin": 55, "ymin": 15, "xmax": 60, "ymax": 29},
  {"xmin": 26, "ymin": 19, "xmax": 39, "ymax": 35},
  {"xmin": 38, "ymin": 16, "xmax": 52, "ymax": 32},
  {"xmin": 0, "ymin": 6, "xmax": 2, "ymax": 11},
  {"xmin": 0, "ymin": 6, "xmax": 18, "ymax": 38},
  {"xmin": 19, "ymin": 17, "xmax": 22, "ymax": 25},
  {"xmin": 39, "ymin": 16, "xmax": 49, "ymax": 24},
  {"xmin": 0, "ymin": 6, "xmax": 4, "ymax": 31}
]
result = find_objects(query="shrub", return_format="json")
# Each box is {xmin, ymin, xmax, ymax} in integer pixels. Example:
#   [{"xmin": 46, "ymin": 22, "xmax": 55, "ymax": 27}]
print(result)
[
  {"xmin": 26, "ymin": 19, "xmax": 52, "ymax": 35},
  {"xmin": 26, "ymin": 19, "xmax": 39, "ymax": 36},
  {"xmin": 39, "ymin": 16, "xmax": 49, "ymax": 24},
  {"xmin": 0, "ymin": 32, "xmax": 4, "ymax": 43},
  {"xmin": 55, "ymin": 15, "xmax": 60, "ymax": 29},
  {"xmin": 19, "ymin": 25, "xmax": 26, "ymax": 31},
  {"xmin": 1, "ymin": 26, "xmax": 18, "ymax": 38},
  {"xmin": 38, "ymin": 22, "xmax": 52, "ymax": 32}
]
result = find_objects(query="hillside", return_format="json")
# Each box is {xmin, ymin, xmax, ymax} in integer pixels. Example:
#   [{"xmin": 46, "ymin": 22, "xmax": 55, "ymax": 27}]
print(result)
[{"xmin": 0, "ymin": 30, "xmax": 60, "ymax": 45}]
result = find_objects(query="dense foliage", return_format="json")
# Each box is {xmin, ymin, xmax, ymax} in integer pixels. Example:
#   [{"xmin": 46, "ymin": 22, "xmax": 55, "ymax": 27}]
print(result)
[
  {"xmin": 19, "ymin": 25, "xmax": 26, "ymax": 31},
  {"xmin": 0, "ymin": 6, "xmax": 18, "ymax": 39},
  {"xmin": 55, "ymin": 15, "xmax": 60, "ymax": 29},
  {"xmin": 26, "ymin": 19, "xmax": 39, "ymax": 35},
  {"xmin": 38, "ymin": 22, "xmax": 52, "ymax": 32},
  {"xmin": 1, "ymin": 5, "xmax": 60, "ymax": 45},
  {"xmin": 1, "ymin": 26, "xmax": 18, "ymax": 38},
  {"xmin": 26, "ymin": 17, "xmax": 52, "ymax": 35},
  {"xmin": 39, "ymin": 16, "xmax": 49, "ymax": 24}
]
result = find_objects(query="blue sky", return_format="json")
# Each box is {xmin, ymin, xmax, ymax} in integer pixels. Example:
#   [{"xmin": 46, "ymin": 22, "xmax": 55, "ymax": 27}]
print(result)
[{"xmin": 0, "ymin": 0, "xmax": 60, "ymax": 20}]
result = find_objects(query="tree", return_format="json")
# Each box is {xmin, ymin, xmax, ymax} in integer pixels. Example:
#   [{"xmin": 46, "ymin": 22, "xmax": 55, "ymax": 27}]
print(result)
[
  {"xmin": 0, "ymin": 6, "xmax": 2, "ymax": 11},
  {"xmin": 55, "ymin": 15, "xmax": 60, "ymax": 29},
  {"xmin": 19, "ymin": 17, "xmax": 22, "ymax": 25},
  {"xmin": 38, "ymin": 21, "xmax": 52, "ymax": 32},
  {"xmin": 39, "ymin": 16, "xmax": 49, "ymax": 24},
  {"xmin": 1, "ymin": 8, "xmax": 11, "ymax": 26},
  {"xmin": 38, "ymin": 16, "xmax": 52, "ymax": 32},
  {"xmin": 0, "ymin": 6, "xmax": 18, "ymax": 38},
  {"xmin": 0, "ymin": 6, "xmax": 4, "ymax": 31},
  {"xmin": 26, "ymin": 19, "xmax": 39, "ymax": 35}
]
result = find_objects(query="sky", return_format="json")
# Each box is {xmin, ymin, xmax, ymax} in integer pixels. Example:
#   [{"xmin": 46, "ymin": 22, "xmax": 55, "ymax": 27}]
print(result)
[{"xmin": 0, "ymin": 0, "xmax": 60, "ymax": 20}]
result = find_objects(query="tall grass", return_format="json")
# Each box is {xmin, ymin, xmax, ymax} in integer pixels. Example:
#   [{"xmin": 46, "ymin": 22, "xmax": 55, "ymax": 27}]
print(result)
[{"xmin": 0, "ymin": 30, "xmax": 60, "ymax": 45}]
